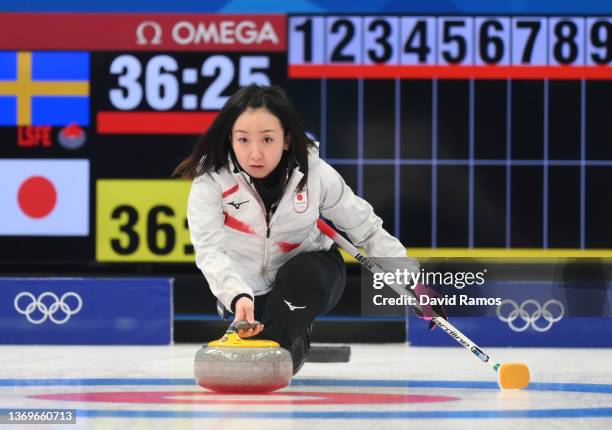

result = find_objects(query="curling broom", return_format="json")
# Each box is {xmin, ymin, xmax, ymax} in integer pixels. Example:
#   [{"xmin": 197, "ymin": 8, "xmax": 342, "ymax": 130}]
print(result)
[{"xmin": 316, "ymin": 218, "xmax": 530, "ymax": 390}]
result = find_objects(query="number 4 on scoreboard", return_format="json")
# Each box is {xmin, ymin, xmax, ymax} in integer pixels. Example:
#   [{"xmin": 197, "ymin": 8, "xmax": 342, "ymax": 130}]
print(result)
[{"xmin": 402, "ymin": 17, "xmax": 435, "ymax": 64}]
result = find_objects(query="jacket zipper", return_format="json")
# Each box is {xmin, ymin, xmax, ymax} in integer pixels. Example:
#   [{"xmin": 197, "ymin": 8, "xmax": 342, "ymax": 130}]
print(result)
[
  {"xmin": 235, "ymin": 170, "xmax": 303, "ymax": 282},
  {"xmin": 267, "ymin": 173, "xmax": 302, "ymax": 229},
  {"xmin": 236, "ymin": 175, "xmax": 272, "ymax": 279}
]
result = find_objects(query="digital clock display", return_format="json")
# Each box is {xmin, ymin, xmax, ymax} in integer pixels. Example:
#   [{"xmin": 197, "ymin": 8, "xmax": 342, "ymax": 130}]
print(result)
[{"xmin": 93, "ymin": 52, "xmax": 286, "ymax": 135}]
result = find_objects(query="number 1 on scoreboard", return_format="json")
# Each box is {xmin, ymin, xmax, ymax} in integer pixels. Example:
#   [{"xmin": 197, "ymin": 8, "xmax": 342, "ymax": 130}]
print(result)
[{"xmin": 289, "ymin": 16, "xmax": 325, "ymax": 64}]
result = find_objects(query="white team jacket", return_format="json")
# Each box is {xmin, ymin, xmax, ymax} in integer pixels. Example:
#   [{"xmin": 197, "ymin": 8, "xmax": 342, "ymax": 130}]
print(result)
[{"xmin": 187, "ymin": 145, "xmax": 406, "ymax": 311}]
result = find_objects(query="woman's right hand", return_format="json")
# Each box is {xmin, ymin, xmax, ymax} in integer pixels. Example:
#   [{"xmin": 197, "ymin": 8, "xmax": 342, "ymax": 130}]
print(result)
[{"xmin": 234, "ymin": 297, "xmax": 264, "ymax": 338}]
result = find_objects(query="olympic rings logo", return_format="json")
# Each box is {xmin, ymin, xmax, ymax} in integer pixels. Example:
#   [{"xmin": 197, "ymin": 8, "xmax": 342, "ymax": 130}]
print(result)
[
  {"xmin": 496, "ymin": 299, "xmax": 565, "ymax": 332},
  {"xmin": 14, "ymin": 292, "xmax": 83, "ymax": 325}
]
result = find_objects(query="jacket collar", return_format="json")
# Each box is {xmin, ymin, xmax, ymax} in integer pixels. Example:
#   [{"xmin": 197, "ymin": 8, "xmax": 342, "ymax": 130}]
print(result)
[
  {"xmin": 227, "ymin": 153, "xmax": 304, "ymax": 186},
  {"xmin": 227, "ymin": 153, "xmax": 253, "ymax": 184}
]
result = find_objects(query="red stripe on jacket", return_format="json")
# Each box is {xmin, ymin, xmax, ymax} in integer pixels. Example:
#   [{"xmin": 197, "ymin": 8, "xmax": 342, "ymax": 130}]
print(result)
[
  {"xmin": 276, "ymin": 242, "xmax": 300, "ymax": 253},
  {"xmin": 222, "ymin": 184, "xmax": 239, "ymax": 198},
  {"xmin": 223, "ymin": 212, "xmax": 256, "ymax": 235}
]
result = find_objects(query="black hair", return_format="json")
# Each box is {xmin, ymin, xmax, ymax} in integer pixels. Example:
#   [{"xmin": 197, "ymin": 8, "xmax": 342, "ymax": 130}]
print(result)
[{"xmin": 173, "ymin": 85, "xmax": 316, "ymax": 190}]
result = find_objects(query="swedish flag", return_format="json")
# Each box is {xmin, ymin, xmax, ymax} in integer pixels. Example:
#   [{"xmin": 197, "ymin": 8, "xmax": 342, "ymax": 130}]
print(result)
[{"xmin": 0, "ymin": 51, "xmax": 89, "ymax": 126}]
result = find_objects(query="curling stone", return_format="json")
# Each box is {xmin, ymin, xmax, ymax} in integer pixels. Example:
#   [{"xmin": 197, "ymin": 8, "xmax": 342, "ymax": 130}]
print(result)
[{"xmin": 194, "ymin": 320, "xmax": 293, "ymax": 393}]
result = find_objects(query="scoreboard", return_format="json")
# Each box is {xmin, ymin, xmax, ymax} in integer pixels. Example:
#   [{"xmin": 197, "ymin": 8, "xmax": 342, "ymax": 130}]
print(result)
[
  {"xmin": 0, "ymin": 13, "xmax": 611, "ymax": 267},
  {"xmin": 0, "ymin": 14, "xmax": 287, "ymax": 266},
  {"xmin": 288, "ymin": 16, "xmax": 612, "ymax": 77}
]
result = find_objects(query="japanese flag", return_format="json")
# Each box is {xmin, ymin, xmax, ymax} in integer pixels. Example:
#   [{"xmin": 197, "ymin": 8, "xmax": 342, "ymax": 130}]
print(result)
[{"xmin": 0, "ymin": 159, "xmax": 89, "ymax": 236}]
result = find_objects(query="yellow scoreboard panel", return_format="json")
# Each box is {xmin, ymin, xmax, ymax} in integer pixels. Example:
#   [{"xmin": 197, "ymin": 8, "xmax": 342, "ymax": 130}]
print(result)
[{"xmin": 96, "ymin": 180, "xmax": 194, "ymax": 262}]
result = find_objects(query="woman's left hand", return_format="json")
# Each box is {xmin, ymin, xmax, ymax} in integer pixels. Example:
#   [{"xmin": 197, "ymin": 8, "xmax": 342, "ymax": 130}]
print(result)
[{"xmin": 234, "ymin": 297, "xmax": 264, "ymax": 338}]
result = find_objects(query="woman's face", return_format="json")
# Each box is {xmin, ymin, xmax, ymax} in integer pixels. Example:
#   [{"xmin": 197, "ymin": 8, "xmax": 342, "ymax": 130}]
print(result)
[{"xmin": 231, "ymin": 107, "xmax": 289, "ymax": 178}]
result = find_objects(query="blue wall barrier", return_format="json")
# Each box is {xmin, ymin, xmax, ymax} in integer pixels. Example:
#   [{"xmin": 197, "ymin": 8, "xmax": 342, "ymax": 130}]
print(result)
[
  {"xmin": 407, "ymin": 278, "xmax": 612, "ymax": 347},
  {"xmin": 1, "ymin": 277, "xmax": 173, "ymax": 345},
  {"xmin": 408, "ymin": 316, "xmax": 612, "ymax": 347}
]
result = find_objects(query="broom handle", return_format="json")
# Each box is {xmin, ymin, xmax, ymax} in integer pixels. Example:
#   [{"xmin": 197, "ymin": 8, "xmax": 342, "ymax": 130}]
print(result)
[{"xmin": 316, "ymin": 218, "xmax": 501, "ymax": 371}]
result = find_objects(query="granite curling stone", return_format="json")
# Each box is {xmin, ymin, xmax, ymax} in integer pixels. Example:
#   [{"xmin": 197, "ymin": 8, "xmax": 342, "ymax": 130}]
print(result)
[{"xmin": 194, "ymin": 321, "xmax": 293, "ymax": 393}]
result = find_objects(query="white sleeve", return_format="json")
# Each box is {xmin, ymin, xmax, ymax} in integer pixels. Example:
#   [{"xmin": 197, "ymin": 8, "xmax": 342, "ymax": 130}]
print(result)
[
  {"xmin": 318, "ymin": 159, "xmax": 407, "ymax": 258},
  {"xmin": 187, "ymin": 174, "xmax": 254, "ymax": 311}
]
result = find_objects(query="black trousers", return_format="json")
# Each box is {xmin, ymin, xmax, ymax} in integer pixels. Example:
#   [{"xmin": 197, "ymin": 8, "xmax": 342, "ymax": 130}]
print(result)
[{"xmin": 219, "ymin": 245, "xmax": 346, "ymax": 373}]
